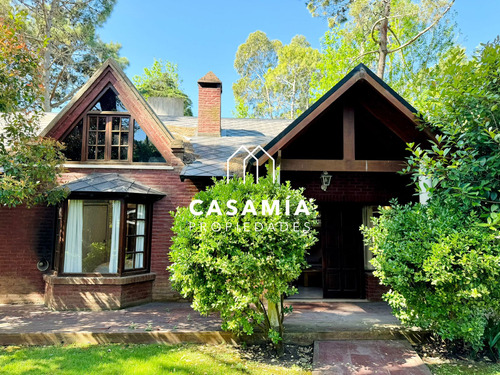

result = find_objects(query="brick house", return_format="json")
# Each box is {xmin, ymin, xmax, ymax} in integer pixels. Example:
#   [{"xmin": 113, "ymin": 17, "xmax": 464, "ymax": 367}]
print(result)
[{"xmin": 0, "ymin": 59, "xmax": 432, "ymax": 309}]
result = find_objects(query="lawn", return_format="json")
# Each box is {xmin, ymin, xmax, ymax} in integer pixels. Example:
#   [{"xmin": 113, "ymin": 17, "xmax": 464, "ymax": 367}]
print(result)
[
  {"xmin": 428, "ymin": 362, "xmax": 500, "ymax": 375},
  {"xmin": 0, "ymin": 343, "xmax": 311, "ymax": 375}
]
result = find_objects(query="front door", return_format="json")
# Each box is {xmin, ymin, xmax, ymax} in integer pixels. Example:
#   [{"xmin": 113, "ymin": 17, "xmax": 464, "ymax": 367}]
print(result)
[{"xmin": 322, "ymin": 204, "xmax": 364, "ymax": 298}]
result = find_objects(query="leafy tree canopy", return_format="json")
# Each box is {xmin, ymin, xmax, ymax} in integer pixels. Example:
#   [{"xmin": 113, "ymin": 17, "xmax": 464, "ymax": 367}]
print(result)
[
  {"xmin": 406, "ymin": 39, "xmax": 500, "ymax": 224},
  {"xmin": 0, "ymin": 10, "xmax": 66, "ymax": 207},
  {"xmin": 133, "ymin": 59, "xmax": 193, "ymax": 116},
  {"xmin": 308, "ymin": 0, "xmax": 456, "ymax": 80},
  {"xmin": 4, "ymin": 0, "xmax": 129, "ymax": 111},
  {"xmin": 233, "ymin": 31, "xmax": 320, "ymax": 119}
]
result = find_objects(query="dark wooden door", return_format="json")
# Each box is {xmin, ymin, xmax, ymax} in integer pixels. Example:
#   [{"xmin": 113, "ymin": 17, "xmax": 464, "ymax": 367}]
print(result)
[{"xmin": 322, "ymin": 204, "xmax": 364, "ymax": 298}]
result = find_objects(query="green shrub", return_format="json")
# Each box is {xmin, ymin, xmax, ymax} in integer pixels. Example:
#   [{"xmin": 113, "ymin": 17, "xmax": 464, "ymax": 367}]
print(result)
[
  {"xmin": 363, "ymin": 198, "xmax": 500, "ymax": 350},
  {"xmin": 169, "ymin": 172, "xmax": 318, "ymax": 354}
]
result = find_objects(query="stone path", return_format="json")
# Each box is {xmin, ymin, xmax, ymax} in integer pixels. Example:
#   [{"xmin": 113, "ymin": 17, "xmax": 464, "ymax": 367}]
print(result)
[
  {"xmin": 313, "ymin": 340, "xmax": 431, "ymax": 375},
  {"xmin": 0, "ymin": 301, "xmax": 407, "ymax": 346},
  {"xmin": 0, "ymin": 301, "xmax": 399, "ymax": 335}
]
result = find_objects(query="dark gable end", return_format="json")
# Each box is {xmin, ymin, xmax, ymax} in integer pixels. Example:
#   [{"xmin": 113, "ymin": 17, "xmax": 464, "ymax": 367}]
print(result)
[
  {"xmin": 41, "ymin": 59, "xmax": 184, "ymax": 166},
  {"xmin": 256, "ymin": 63, "xmax": 436, "ymax": 165}
]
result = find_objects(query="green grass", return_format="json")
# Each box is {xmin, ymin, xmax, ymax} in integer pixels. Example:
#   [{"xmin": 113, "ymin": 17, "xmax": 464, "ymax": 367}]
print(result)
[
  {"xmin": 0, "ymin": 343, "xmax": 310, "ymax": 375},
  {"xmin": 429, "ymin": 362, "xmax": 500, "ymax": 374}
]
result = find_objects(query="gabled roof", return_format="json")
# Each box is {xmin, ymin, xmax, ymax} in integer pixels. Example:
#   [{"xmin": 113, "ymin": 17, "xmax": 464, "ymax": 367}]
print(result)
[
  {"xmin": 40, "ymin": 59, "xmax": 183, "ymax": 164},
  {"xmin": 60, "ymin": 173, "xmax": 165, "ymax": 199},
  {"xmin": 256, "ymin": 63, "xmax": 435, "ymax": 164}
]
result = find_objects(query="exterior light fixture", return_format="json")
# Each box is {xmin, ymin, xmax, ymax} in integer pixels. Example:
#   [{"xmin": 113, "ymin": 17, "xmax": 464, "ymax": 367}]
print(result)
[{"xmin": 320, "ymin": 171, "xmax": 332, "ymax": 191}]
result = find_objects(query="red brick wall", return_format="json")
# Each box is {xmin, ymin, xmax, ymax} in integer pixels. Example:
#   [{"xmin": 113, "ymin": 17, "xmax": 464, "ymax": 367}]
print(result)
[
  {"xmin": 365, "ymin": 272, "xmax": 389, "ymax": 301},
  {"xmin": 0, "ymin": 205, "xmax": 56, "ymax": 304},
  {"xmin": 283, "ymin": 171, "xmax": 415, "ymax": 204},
  {"xmin": 59, "ymin": 167, "xmax": 199, "ymax": 301},
  {"xmin": 44, "ymin": 279, "xmax": 153, "ymax": 310},
  {"xmin": 198, "ymin": 83, "xmax": 221, "ymax": 136},
  {"xmin": 0, "ymin": 166, "xmax": 201, "ymax": 307}
]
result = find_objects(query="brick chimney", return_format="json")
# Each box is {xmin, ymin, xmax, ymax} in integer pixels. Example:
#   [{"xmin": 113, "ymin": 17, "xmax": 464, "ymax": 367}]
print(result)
[{"xmin": 197, "ymin": 71, "xmax": 222, "ymax": 136}]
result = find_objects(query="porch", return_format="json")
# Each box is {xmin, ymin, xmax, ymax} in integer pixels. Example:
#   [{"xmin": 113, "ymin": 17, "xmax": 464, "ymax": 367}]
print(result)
[{"xmin": 0, "ymin": 301, "xmax": 406, "ymax": 346}]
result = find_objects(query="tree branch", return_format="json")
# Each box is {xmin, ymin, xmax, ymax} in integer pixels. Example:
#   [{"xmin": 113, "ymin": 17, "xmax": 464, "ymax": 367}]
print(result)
[
  {"xmin": 49, "ymin": 65, "xmax": 66, "ymax": 102},
  {"xmin": 354, "ymin": 48, "xmax": 379, "ymax": 62},
  {"xmin": 388, "ymin": 0, "xmax": 455, "ymax": 55},
  {"xmin": 387, "ymin": 26, "xmax": 401, "ymax": 46},
  {"xmin": 51, "ymin": 85, "xmax": 78, "ymax": 108}
]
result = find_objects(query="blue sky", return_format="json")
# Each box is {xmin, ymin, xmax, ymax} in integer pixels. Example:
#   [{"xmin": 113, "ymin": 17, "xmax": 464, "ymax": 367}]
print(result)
[{"xmin": 98, "ymin": 0, "xmax": 500, "ymax": 118}]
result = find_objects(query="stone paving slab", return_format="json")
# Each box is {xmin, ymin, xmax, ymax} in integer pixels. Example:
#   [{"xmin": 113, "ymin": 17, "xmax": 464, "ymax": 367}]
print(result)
[
  {"xmin": 0, "ymin": 302, "xmax": 399, "ymax": 333},
  {"xmin": 313, "ymin": 340, "xmax": 431, "ymax": 375},
  {"xmin": 0, "ymin": 302, "xmax": 404, "ymax": 346}
]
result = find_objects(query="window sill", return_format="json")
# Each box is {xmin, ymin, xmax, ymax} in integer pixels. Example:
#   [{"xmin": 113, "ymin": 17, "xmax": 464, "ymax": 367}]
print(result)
[
  {"xmin": 63, "ymin": 163, "xmax": 174, "ymax": 170},
  {"xmin": 43, "ymin": 272, "xmax": 156, "ymax": 286}
]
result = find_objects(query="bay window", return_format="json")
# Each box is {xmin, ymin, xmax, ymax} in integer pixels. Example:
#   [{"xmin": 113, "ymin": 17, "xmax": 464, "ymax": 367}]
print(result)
[{"xmin": 60, "ymin": 199, "xmax": 151, "ymax": 275}]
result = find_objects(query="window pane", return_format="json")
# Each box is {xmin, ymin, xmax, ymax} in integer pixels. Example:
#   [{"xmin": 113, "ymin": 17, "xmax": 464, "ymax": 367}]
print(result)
[
  {"xmin": 121, "ymin": 117, "xmax": 130, "ymax": 131},
  {"xmin": 124, "ymin": 253, "xmax": 134, "ymax": 270},
  {"xmin": 112, "ymin": 133, "xmax": 119, "ymax": 146},
  {"xmin": 133, "ymin": 120, "xmax": 166, "ymax": 163},
  {"xmin": 93, "ymin": 88, "xmax": 128, "ymax": 112},
  {"xmin": 97, "ymin": 147, "xmax": 105, "ymax": 159},
  {"xmin": 121, "ymin": 133, "xmax": 128, "ymax": 146},
  {"xmin": 127, "ymin": 237, "xmax": 136, "ymax": 253},
  {"xmin": 111, "ymin": 147, "xmax": 119, "ymax": 160},
  {"xmin": 89, "ymin": 117, "xmax": 97, "ymax": 130},
  {"xmin": 127, "ymin": 204, "xmax": 137, "ymax": 219},
  {"xmin": 137, "ymin": 204, "xmax": 146, "ymax": 220},
  {"xmin": 88, "ymin": 132, "xmax": 96, "ymax": 145},
  {"xmin": 112, "ymin": 117, "xmax": 120, "ymax": 130},
  {"xmin": 120, "ymin": 147, "xmax": 128, "ymax": 160},
  {"xmin": 98, "ymin": 132, "xmax": 106, "ymax": 145},
  {"xmin": 127, "ymin": 221, "xmax": 136, "ymax": 236},
  {"xmin": 91, "ymin": 102, "xmax": 102, "ymax": 111},
  {"xmin": 63, "ymin": 200, "xmax": 122, "ymax": 274},
  {"xmin": 135, "ymin": 252, "xmax": 144, "ymax": 269},
  {"xmin": 136, "ymin": 236, "xmax": 144, "ymax": 252},
  {"xmin": 88, "ymin": 146, "xmax": 96, "ymax": 160},
  {"xmin": 62, "ymin": 119, "xmax": 83, "ymax": 161},
  {"xmin": 98, "ymin": 117, "xmax": 106, "ymax": 130}
]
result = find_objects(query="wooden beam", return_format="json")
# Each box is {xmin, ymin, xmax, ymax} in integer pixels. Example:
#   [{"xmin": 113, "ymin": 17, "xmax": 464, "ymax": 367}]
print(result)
[
  {"xmin": 281, "ymin": 159, "xmax": 406, "ymax": 172},
  {"xmin": 343, "ymin": 105, "xmax": 355, "ymax": 160},
  {"xmin": 258, "ymin": 71, "xmax": 363, "ymax": 165}
]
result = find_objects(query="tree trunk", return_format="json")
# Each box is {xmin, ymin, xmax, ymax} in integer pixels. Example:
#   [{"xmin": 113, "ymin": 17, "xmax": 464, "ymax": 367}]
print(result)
[
  {"xmin": 267, "ymin": 300, "xmax": 284, "ymax": 357},
  {"xmin": 41, "ymin": 0, "xmax": 59, "ymax": 112},
  {"xmin": 377, "ymin": 0, "xmax": 391, "ymax": 79},
  {"xmin": 42, "ymin": 47, "xmax": 52, "ymax": 112}
]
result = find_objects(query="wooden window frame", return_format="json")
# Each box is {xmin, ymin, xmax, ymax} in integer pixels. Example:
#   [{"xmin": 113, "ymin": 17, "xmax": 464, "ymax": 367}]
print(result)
[
  {"xmin": 85, "ymin": 114, "xmax": 134, "ymax": 162},
  {"xmin": 56, "ymin": 198, "xmax": 153, "ymax": 277},
  {"xmin": 60, "ymin": 84, "xmax": 168, "ymax": 164},
  {"xmin": 121, "ymin": 202, "xmax": 153, "ymax": 275}
]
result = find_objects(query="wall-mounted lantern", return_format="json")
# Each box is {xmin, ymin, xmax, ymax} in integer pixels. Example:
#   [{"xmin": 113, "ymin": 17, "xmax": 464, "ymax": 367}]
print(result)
[{"xmin": 320, "ymin": 171, "xmax": 332, "ymax": 191}]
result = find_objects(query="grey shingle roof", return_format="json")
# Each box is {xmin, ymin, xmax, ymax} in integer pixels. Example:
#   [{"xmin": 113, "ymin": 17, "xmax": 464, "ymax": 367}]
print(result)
[
  {"xmin": 156, "ymin": 116, "xmax": 291, "ymax": 178},
  {"xmin": 61, "ymin": 173, "xmax": 165, "ymax": 197}
]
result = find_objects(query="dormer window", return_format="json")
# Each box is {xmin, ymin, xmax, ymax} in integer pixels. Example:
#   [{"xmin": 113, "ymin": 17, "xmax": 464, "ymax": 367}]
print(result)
[
  {"xmin": 61, "ymin": 86, "xmax": 166, "ymax": 163},
  {"xmin": 87, "ymin": 115, "xmax": 130, "ymax": 161}
]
